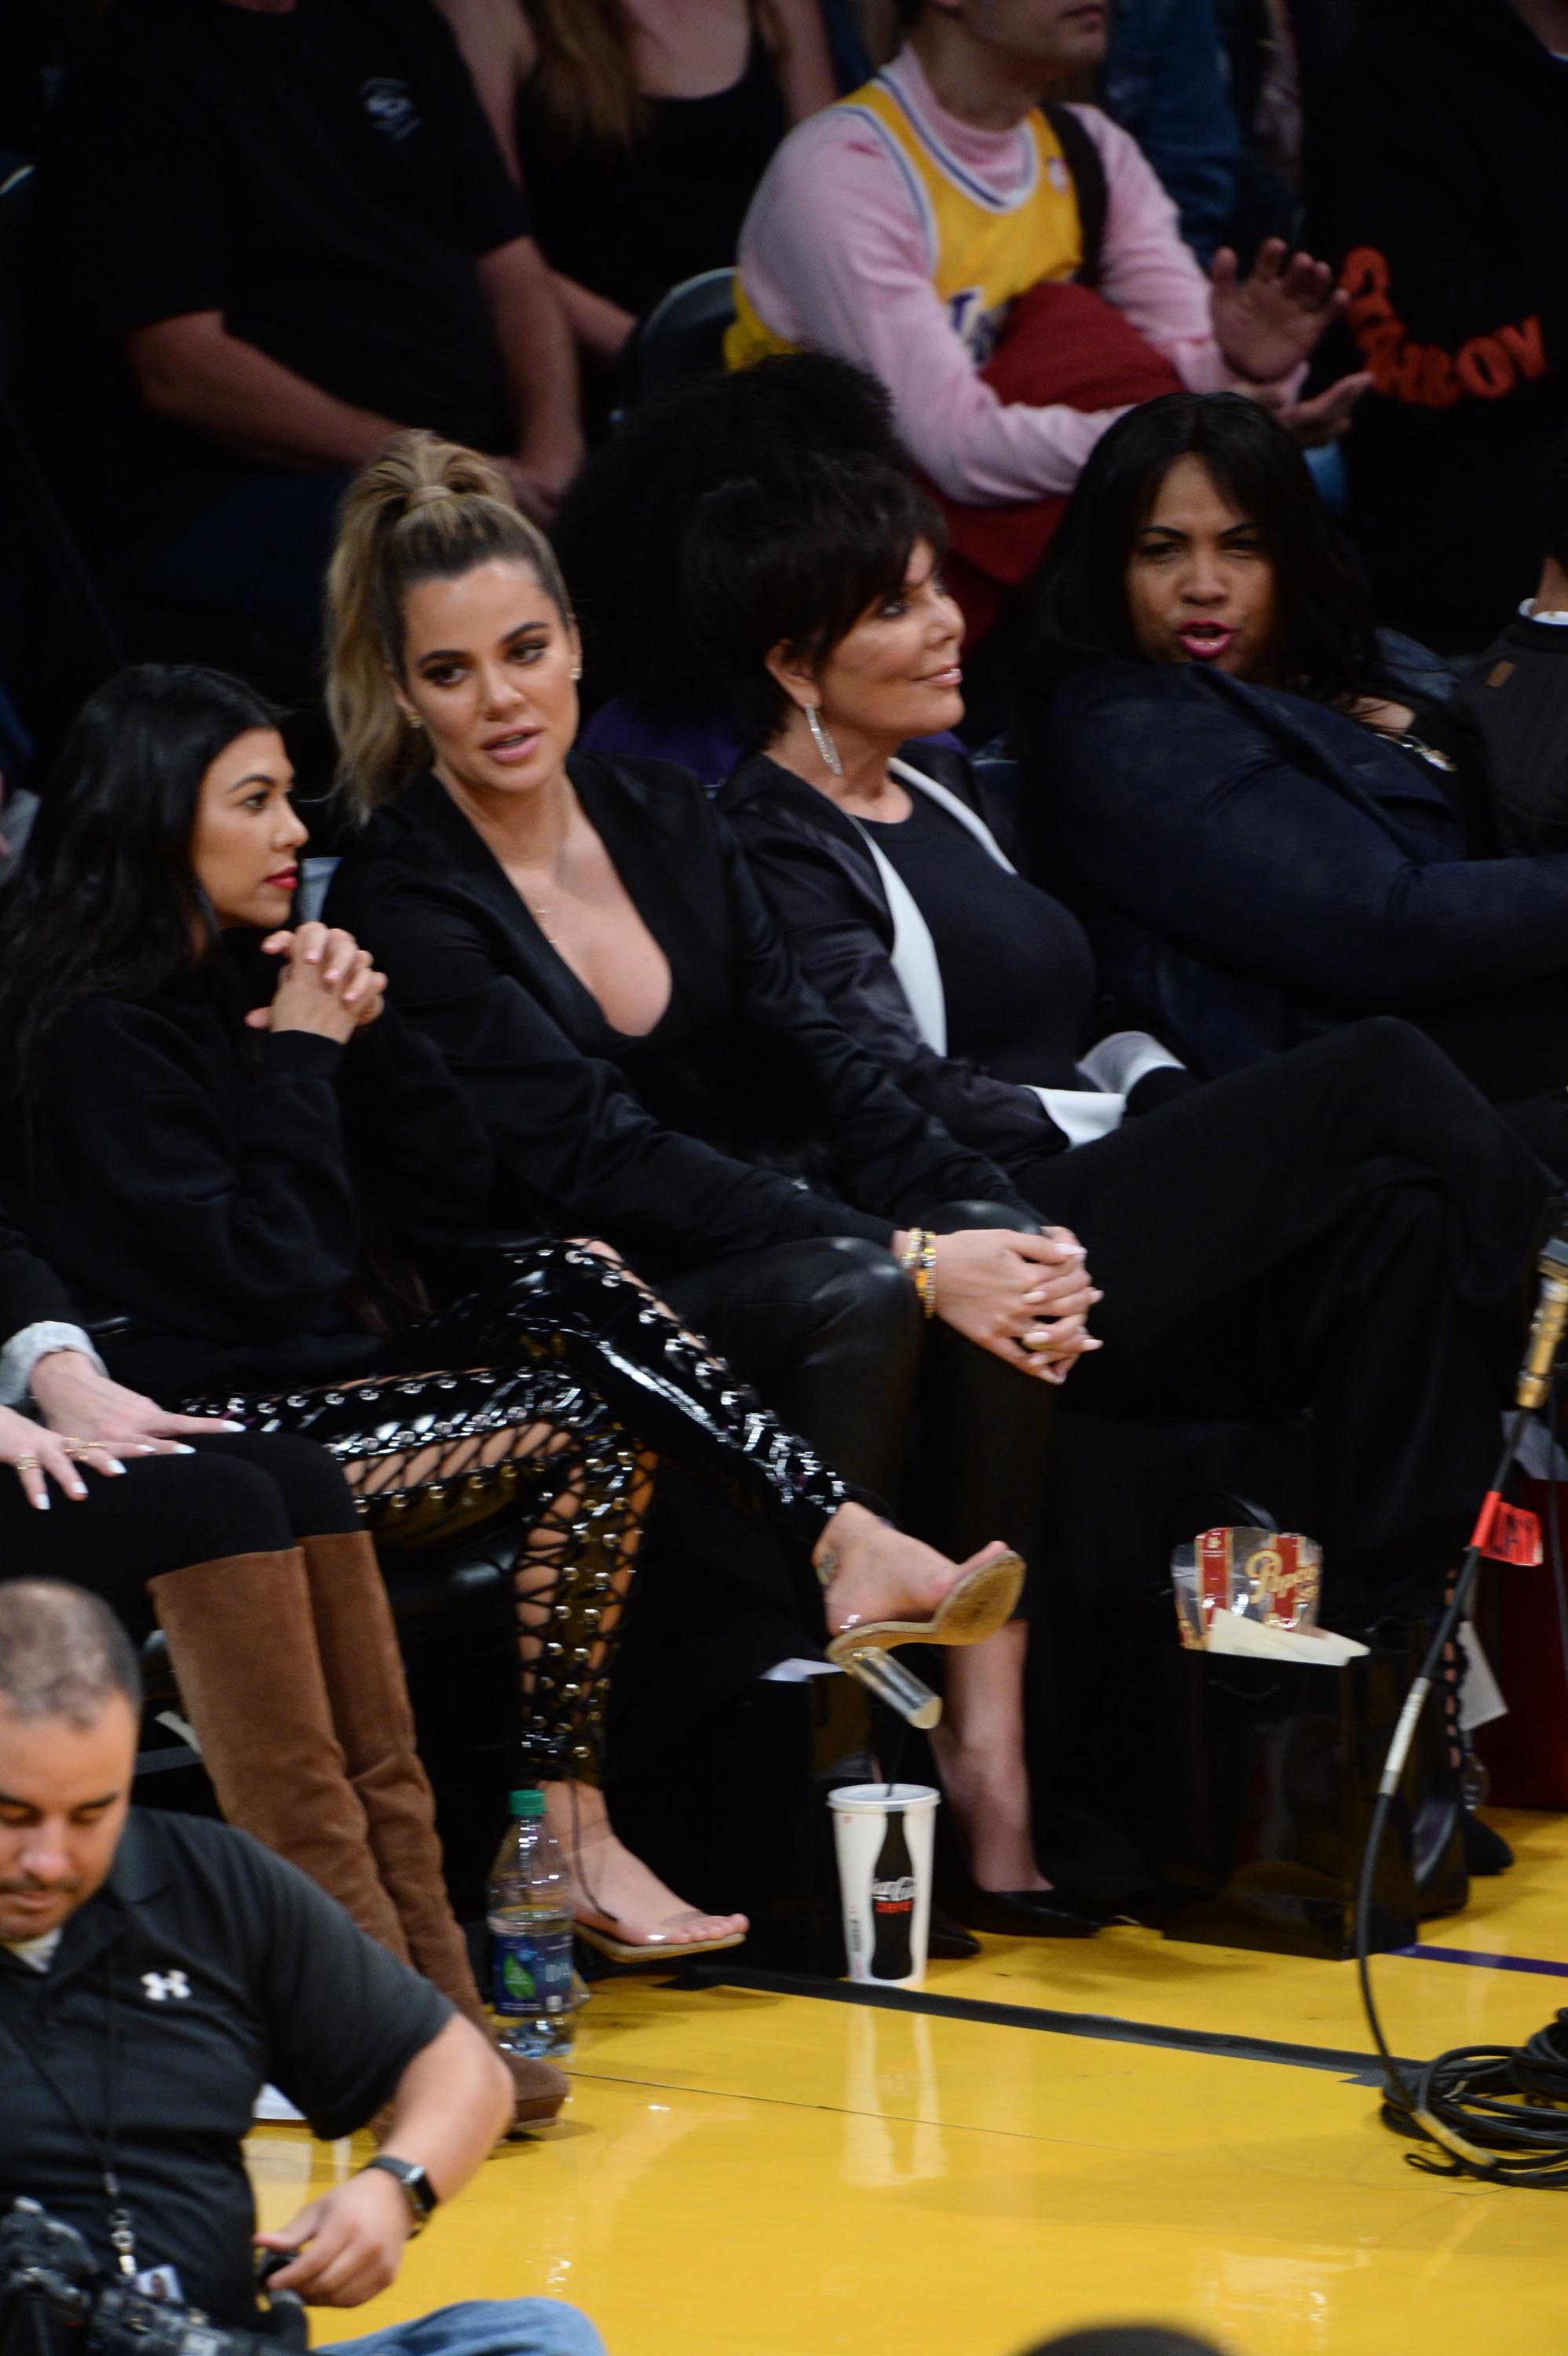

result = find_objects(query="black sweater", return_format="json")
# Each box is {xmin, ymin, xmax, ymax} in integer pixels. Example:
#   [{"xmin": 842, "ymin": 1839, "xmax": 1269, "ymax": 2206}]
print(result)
[
  {"xmin": 326, "ymin": 757, "xmax": 1026, "ymax": 1275},
  {"xmin": 0, "ymin": 951, "xmax": 495, "ymax": 1397},
  {"xmin": 1307, "ymin": 0, "xmax": 1568, "ymax": 648},
  {"xmin": 0, "ymin": 1214, "xmax": 75, "ymax": 1348}
]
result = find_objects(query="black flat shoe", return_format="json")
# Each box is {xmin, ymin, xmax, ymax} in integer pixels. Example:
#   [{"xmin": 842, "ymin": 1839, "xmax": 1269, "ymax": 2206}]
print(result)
[
  {"xmin": 950, "ymin": 1886, "xmax": 1101, "ymax": 1939},
  {"xmin": 1463, "ymin": 1811, "xmax": 1515, "ymax": 1875},
  {"xmin": 926, "ymin": 1905, "xmax": 982, "ymax": 1960}
]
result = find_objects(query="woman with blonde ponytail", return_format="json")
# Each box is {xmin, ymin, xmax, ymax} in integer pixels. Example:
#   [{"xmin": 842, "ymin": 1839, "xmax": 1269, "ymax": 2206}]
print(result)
[
  {"xmin": 323, "ymin": 431, "xmax": 1102, "ymax": 1931},
  {"xmin": 327, "ymin": 437, "xmax": 563, "ymax": 819}
]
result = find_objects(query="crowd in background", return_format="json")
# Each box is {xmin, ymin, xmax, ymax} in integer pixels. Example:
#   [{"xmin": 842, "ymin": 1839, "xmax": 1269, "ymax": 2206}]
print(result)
[{"xmin": 2, "ymin": 2, "xmax": 1568, "ymax": 2343}]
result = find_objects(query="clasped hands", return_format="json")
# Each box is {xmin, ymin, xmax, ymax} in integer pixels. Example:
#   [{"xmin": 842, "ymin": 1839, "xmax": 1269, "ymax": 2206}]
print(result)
[
  {"xmin": 245, "ymin": 920, "xmax": 387, "ymax": 1041},
  {"xmin": 907, "ymin": 1226, "xmax": 1102, "ymax": 1385}
]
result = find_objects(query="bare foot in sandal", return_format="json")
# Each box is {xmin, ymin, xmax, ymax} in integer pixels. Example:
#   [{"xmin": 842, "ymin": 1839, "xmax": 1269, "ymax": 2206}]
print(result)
[
  {"xmin": 813, "ymin": 1505, "xmax": 1018, "ymax": 1644},
  {"xmin": 543, "ymin": 1783, "xmax": 747, "ymax": 1957}
]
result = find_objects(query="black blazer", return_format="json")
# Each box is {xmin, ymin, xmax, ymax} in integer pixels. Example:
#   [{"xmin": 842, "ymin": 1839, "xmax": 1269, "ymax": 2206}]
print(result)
[
  {"xmin": 1029, "ymin": 657, "xmax": 1568, "ymax": 1076},
  {"xmin": 326, "ymin": 755, "xmax": 1026, "ymax": 1275},
  {"xmin": 0, "ymin": 948, "xmax": 495, "ymax": 1397},
  {"xmin": 720, "ymin": 745, "xmax": 1111, "ymax": 1172},
  {"xmin": 0, "ymin": 1214, "xmax": 76, "ymax": 1352}
]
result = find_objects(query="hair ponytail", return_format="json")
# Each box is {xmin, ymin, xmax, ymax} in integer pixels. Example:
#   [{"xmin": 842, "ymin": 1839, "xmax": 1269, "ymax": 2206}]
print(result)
[{"xmin": 325, "ymin": 429, "xmax": 572, "ymax": 819}]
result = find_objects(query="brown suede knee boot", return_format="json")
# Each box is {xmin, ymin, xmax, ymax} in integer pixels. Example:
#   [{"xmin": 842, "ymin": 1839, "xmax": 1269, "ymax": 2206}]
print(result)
[
  {"xmin": 148, "ymin": 1548, "xmax": 411, "ymax": 1961},
  {"xmin": 298, "ymin": 1528, "xmax": 568, "ymax": 2128}
]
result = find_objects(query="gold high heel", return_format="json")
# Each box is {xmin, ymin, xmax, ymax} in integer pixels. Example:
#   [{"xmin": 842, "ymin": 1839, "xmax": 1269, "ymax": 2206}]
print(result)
[{"xmin": 822, "ymin": 1545, "xmax": 1025, "ymax": 1666}]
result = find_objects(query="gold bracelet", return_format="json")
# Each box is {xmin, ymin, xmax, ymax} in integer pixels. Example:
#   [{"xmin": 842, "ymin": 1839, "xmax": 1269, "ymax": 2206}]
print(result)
[
  {"xmin": 900, "ymin": 1227, "xmax": 938, "ymax": 1319},
  {"xmin": 916, "ymin": 1229, "xmax": 937, "ymax": 1319}
]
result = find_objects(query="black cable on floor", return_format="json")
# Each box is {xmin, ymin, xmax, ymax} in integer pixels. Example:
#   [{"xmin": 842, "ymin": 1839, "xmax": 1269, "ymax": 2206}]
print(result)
[{"xmin": 1357, "ymin": 1404, "xmax": 1568, "ymax": 2184}]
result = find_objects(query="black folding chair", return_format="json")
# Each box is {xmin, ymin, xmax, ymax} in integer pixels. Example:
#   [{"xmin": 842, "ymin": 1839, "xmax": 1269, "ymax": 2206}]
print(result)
[{"xmin": 610, "ymin": 265, "xmax": 737, "ymax": 423}]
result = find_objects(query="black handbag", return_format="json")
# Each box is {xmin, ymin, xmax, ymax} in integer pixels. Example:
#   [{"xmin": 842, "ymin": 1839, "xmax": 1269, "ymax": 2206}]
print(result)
[{"xmin": 1155, "ymin": 1636, "xmax": 1464, "ymax": 1960}]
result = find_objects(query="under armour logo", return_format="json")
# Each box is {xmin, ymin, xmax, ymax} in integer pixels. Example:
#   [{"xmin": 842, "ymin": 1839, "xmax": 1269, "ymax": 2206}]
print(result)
[
  {"xmin": 141, "ymin": 1971, "xmax": 191, "ymax": 2003},
  {"xmin": 360, "ymin": 77, "xmax": 422, "ymax": 142}
]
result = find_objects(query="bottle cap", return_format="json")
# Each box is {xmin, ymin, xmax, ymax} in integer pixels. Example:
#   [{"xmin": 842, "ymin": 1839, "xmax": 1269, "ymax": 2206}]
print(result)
[{"xmin": 510, "ymin": 1789, "xmax": 546, "ymax": 1817}]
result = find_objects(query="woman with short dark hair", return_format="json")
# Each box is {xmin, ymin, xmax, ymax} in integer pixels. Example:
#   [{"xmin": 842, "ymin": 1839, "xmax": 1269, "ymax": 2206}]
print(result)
[
  {"xmin": 1014, "ymin": 390, "xmax": 1568, "ymax": 1171},
  {"xmin": 693, "ymin": 451, "xmax": 1550, "ymax": 1740}
]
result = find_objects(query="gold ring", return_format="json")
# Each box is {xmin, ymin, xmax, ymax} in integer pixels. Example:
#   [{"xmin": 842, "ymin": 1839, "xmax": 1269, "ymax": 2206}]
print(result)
[
  {"xmin": 60, "ymin": 1441, "xmax": 93, "ymax": 1459},
  {"xmin": 13, "ymin": 1454, "xmax": 42, "ymax": 1473}
]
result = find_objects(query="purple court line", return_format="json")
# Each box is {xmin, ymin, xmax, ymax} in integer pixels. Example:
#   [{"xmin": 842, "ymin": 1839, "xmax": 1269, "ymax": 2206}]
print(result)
[{"xmin": 1395, "ymin": 1943, "xmax": 1568, "ymax": 1979}]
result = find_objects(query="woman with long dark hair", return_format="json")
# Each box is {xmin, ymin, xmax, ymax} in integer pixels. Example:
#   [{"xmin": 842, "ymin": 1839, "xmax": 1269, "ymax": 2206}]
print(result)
[
  {"xmin": 683, "ymin": 448, "xmax": 1552, "ymax": 1878},
  {"xmin": 1014, "ymin": 390, "xmax": 1568, "ymax": 1173},
  {"xmin": 323, "ymin": 430, "xmax": 1098, "ymax": 1932},
  {"xmin": 0, "ymin": 664, "xmax": 1027, "ymax": 1970}
]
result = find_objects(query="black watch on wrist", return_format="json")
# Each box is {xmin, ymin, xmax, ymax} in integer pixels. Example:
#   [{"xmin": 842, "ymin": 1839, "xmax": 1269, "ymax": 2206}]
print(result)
[{"xmin": 362, "ymin": 2154, "xmax": 438, "ymax": 2233}]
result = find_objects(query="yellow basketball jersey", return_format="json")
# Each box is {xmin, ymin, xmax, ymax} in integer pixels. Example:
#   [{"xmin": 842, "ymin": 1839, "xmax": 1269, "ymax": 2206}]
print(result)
[{"xmin": 726, "ymin": 73, "xmax": 1084, "ymax": 371}]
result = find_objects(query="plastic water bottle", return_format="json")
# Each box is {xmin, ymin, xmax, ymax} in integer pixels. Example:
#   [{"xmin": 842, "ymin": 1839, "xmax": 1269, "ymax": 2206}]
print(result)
[{"xmin": 487, "ymin": 1789, "xmax": 581, "ymax": 2060}]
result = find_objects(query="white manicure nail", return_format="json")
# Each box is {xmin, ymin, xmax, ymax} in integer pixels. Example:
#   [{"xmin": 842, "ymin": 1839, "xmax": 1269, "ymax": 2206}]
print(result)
[
  {"xmin": 33, "ymin": 1493, "xmax": 49, "ymax": 1511},
  {"xmin": 173, "ymin": 1443, "xmax": 196, "ymax": 1454},
  {"xmin": 105, "ymin": 1459, "xmax": 126, "ymax": 1475}
]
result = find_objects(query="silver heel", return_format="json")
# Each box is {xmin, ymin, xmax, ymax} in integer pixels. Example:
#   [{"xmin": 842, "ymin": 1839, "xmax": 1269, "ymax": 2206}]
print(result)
[{"xmin": 838, "ymin": 1648, "xmax": 942, "ymax": 1729}]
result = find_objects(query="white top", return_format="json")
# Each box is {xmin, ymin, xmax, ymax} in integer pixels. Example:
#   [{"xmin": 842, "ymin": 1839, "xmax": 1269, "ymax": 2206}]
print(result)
[
  {"xmin": 862, "ymin": 759, "xmax": 1182, "ymax": 1147},
  {"xmin": 2, "ymin": 1926, "xmax": 64, "ymax": 1972},
  {"xmin": 0, "ymin": 1319, "xmax": 105, "ymax": 1404},
  {"xmin": 0, "ymin": 1322, "xmax": 106, "ymax": 1408}
]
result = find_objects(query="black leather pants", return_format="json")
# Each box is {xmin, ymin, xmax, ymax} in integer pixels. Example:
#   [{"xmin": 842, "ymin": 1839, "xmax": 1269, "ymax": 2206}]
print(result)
[
  {"xmin": 1018, "ymin": 1018, "xmax": 1550, "ymax": 1622},
  {"xmin": 663, "ymin": 1199, "xmax": 1056, "ymax": 1578}
]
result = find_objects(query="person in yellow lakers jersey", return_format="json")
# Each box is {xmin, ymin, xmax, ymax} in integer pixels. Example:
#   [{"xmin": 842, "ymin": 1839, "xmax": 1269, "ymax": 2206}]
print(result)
[{"xmin": 727, "ymin": 0, "xmax": 1365, "ymax": 509}]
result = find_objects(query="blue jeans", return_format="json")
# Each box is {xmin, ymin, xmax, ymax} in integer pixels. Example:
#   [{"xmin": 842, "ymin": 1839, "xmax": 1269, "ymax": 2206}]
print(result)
[{"xmin": 320, "ymin": 2299, "xmax": 607, "ymax": 2356}]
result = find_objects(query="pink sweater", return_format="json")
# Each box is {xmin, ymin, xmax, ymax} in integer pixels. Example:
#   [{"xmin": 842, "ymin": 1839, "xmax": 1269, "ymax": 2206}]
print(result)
[{"xmin": 734, "ymin": 48, "xmax": 1284, "ymax": 505}]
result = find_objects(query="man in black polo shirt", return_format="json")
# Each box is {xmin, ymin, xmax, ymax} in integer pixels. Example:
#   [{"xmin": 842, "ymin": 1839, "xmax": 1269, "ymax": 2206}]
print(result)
[
  {"xmin": 0, "ymin": 1582, "xmax": 602, "ymax": 2356},
  {"xmin": 37, "ymin": 0, "xmax": 583, "ymax": 665}
]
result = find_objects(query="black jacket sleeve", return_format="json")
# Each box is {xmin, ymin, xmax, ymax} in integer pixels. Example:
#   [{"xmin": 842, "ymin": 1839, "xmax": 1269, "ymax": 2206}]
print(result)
[
  {"xmin": 336, "ymin": 865, "xmax": 901, "ymax": 1270},
  {"xmin": 335, "ymin": 1003, "xmax": 499, "ymax": 1260},
  {"xmin": 729, "ymin": 803, "xmax": 1075, "ymax": 1169},
  {"xmin": 0, "ymin": 1214, "xmax": 76, "ymax": 1343},
  {"xmin": 1044, "ymin": 669, "xmax": 1568, "ymax": 1012},
  {"xmin": 34, "ymin": 1000, "xmax": 363, "ymax": 1344},
  {"xmin": 332, "ymin": 803, "xmax": 1026, "ymax": 1274},
  {"xmin": 221, "ymin": 1827, "xmax": 451, "ymax": 2139}
]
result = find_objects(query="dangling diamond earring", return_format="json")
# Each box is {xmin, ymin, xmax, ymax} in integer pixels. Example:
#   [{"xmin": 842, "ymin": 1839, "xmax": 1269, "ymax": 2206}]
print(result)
[{"xmin": 805, "ymin": 704, "xmax": 842, "ymax": 777}]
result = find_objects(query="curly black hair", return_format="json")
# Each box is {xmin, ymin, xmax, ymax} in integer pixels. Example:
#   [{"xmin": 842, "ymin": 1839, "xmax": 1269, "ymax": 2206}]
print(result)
[{"xmin": 553, "ymin": 353, "xmax": 911, "ymax": 724}]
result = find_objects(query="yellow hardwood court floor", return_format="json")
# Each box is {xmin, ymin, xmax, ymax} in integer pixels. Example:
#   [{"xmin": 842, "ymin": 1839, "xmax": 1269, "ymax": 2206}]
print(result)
[{"xmin": 247, "ymin": 1807, "xmax": 1568, "ymax": 2356}]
